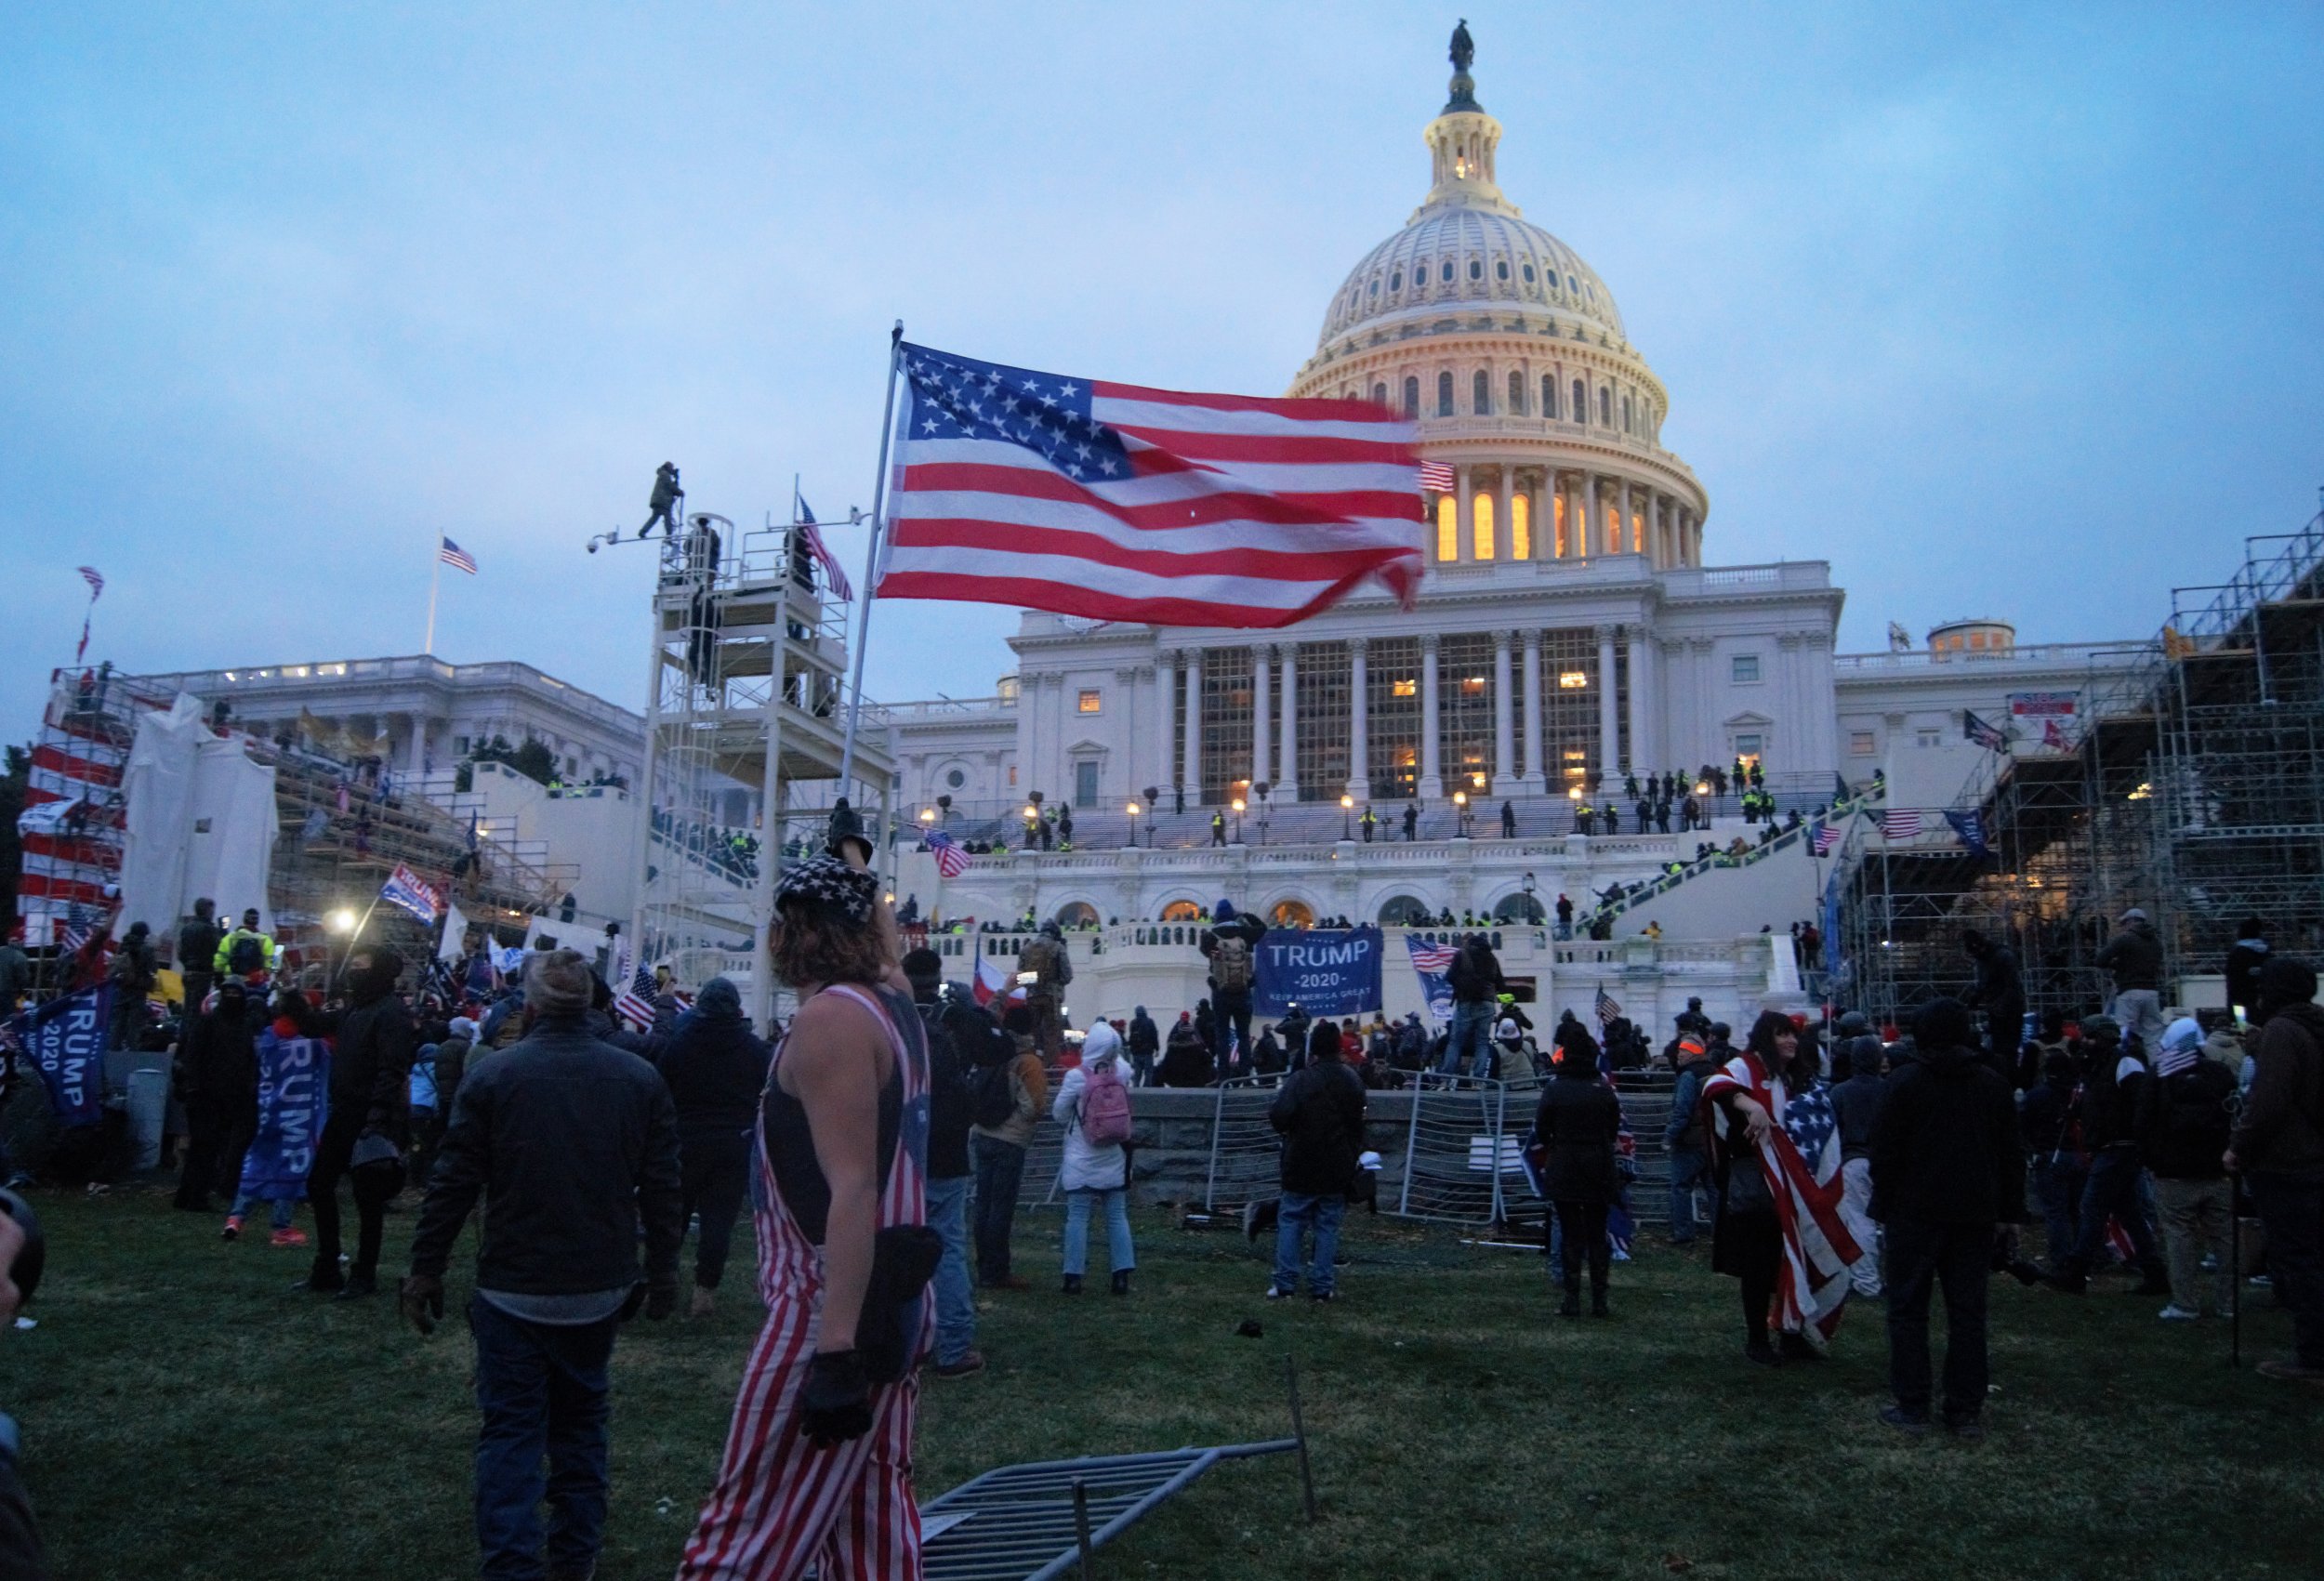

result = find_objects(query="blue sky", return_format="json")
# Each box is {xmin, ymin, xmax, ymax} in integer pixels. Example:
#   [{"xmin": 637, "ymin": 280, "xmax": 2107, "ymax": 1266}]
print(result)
[{"xmin": 3, "ymin": 3, "xmax": 2318, "ymax": 734}]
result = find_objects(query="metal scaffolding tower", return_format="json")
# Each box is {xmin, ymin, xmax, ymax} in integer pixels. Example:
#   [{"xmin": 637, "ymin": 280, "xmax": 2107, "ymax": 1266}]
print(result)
[{"xmin": 628, "ymin": 513, "xmax": 894, "ymax": 1025}]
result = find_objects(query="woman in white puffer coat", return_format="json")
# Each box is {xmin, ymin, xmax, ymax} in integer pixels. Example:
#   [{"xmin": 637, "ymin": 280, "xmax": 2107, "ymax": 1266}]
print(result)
[{"xmin": 1053, "ymin": 1021, "xmax": 1138, "ymax": 1295}]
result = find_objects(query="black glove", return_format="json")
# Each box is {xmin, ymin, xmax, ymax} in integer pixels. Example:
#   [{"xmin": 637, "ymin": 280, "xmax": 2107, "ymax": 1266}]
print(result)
[
  {"xmin": 645, "ymin": 1280, "xmax": 678, "ymax": 1321},
  {"xmin": 799, "ymin": 1350, "xmax": 873, "ymax": 1447},
  {"xmin": 399, "ymin": 1274, "xmax": 445, "ymax": 1336}
]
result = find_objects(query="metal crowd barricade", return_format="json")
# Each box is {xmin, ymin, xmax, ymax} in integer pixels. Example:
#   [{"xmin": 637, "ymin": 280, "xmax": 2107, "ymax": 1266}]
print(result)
[
  {"xmin": 1201, "ymin": 1077, "xmax": 1290, "ymax": 1216},
  {"xmin": 1396, "ymin": 1075, "xmax": 1512, "ymax": 1225}
]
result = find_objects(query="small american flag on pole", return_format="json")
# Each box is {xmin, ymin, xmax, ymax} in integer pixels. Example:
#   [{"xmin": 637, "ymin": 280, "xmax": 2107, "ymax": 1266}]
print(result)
[
  {"xmin": 796, "ymin": 501, "xmax": 852, "ymax": 601},
  {"xmin": 1881, "ymin": 810, "xmax": 1924, "ymax": 841},
  {"xmin": 924, "ymin": 828, "xmax": 970, "ymax": 878},
  {"xmin": 1406, "ymin": 937, "xmax": 1459, "ymax": 972},
  {"xmin": 1595, "ymin": 987, "xmax": 1622, "ymax": 1026},
  {"xmin": 1418, "ymin": 460, "xmax": 1455, "ymax": 493},
  {"xmin": 439, "ymin": 536, "xmax": 479, "ymax": 575},
  {"xmin": 613, "ymin": 965, "xmax": 656, "ymax": 1029},
  {"xmin": 1811, "ymin": 822, "xmax": 1842, "ymax": 856},
  {"xmin": 877, "ymin": 343, "xmax": 1423, "ymax": 626},
  {"xmin": 77, "ymin": 566, "xmax": 104, "ymax": 599}
]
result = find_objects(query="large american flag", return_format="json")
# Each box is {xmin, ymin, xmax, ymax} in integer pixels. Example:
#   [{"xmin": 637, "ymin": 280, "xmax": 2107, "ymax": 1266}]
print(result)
[
  {"xmin": 1880, "ymin": 810, "xmax": 1924, "ymax": 841},
  {"xmin": 1701, "ymin": 1053, "xmax": 1860, "ymax": 1341},
  {"xmin": 875, "ymin": 343, "xmax": 1423, "ymax": 627},
  {"xmin": 1810, "ymin": 821, "xmax": 1842, "ymax": 856},
  {"xmin": 1595, "ymin": 987, "xmax": 1622, "ymax": 1025},
  {"xmin": 924, "ymin": 828, "xmax": 970, "ymax": 879},
  {"xmin": 796, "ymin": 499, "xmax": 852, "ymax": 601}
]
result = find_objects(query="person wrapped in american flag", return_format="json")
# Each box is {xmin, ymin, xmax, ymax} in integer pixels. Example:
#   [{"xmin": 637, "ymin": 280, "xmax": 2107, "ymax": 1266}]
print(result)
[{"xmin": 1699, "ymin": 1009, "xmax": 1860, "ymax": 1364}]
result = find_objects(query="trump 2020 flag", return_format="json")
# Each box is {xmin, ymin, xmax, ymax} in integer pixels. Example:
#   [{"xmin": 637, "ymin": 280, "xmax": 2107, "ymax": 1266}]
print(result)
[
  {"xmin": 239, "ymin": 1025, "xmax": 330, "ymax": 1201},
  {"xmin": 876, "ymin": 344, "xmax": 1423, "ymax": 626},
  {"xmin": 381, "ymin": 863, "xmax": 442, "ymax": 926}
]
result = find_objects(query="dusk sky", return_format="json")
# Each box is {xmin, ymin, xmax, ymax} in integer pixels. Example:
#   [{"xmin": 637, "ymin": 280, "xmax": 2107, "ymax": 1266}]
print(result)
[{"xmin": 4, "ymin": 3, "xmax": 2318, "ymax": 735}]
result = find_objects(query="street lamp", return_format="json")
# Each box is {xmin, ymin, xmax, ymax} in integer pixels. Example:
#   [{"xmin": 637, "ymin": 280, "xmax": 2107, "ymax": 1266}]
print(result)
[
  {"xmin": 1231, "ymin": 797, "xmax": 1246, "ymax": 843},
  {"xmin": 1125, "ymin": 799, "xmax": 1142, "ymax": 850},
  {"xmin": 1022, "ymin": 803, "xmax": 1038, "ymax": 850},
  {"xmin": 1452, "ymin": 788, "xmax": 1469, "ymax": 837},
  {"xmin": 1340, "ymin": 792, "xmax": 1354, "ymax": 840},
  {"xmin": 326, "ymin": 907, "xmax": 357, "ymax": 935}
]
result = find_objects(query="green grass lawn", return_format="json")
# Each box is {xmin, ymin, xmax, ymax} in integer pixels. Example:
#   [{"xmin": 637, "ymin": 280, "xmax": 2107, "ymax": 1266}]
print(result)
[{"xmin": 3, "ymin": 1186, "xmax": 2317, "ymax": 1581}]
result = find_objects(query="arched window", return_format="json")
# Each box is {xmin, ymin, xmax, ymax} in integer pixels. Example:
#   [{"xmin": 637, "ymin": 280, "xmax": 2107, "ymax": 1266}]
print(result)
[
  {"xmin": 1367, "ymin": 280, "xmax": 1379, "ymax": 297},
  {"xmin": 1403, "ymin": 376, "xmax": 1420, "ymax": 417},
  {"xmin": 1473, "ymin": 492, "xmax": 1495, "ymax": 560},
  {"xmin": 1390, "ymin": 270, "xmax": 1403, "ymax": 291},
  {"xmin": 1441, "ymin": 260, "xmax": 1454, "ymax": 283},
  {"xmin": 1572, "ymin": 378, "xmax": 1587, "ymax": 424},
  {"xmin": 1436, "ymin": 372, "xmax": 1455, "ymax": 417},
  {"xmin": 1468, "ymin": 258, "xmax": 1483, "ymax": 282},
  {"xmin": 1493, "ymin": 892, "xmax": 1546, "ymax": 923},
  {"xmin": 1512, "ymin": 492, "xmax": 1531, "ymax": 560},
  {"xmin": 1270, "ymin": 898, "xmax": 1315, "ymax": 928},
  {"xmin": 1522, "ymin": 262, "xmax": 1536, "ymax": 283},
  {"xmin": 1436, "ymin": 494, "xmax": 1459, "ymax": 561},
  {"xmin": 1541, "ymin": 375, "xmax": 1557, "ymax": 419},
  {"xmin": 1507, "ymin": 371, "xmax": 1525, "ymax": 415},
  {"xmin": 1553, "ymin": 489, "xmax": 1569, "ymax": 558},
  {"xmin": 1377, "ymin": 894, "xmax": 1433, "ymax": 925},
  {"xmin": 1598, "ymin": 387, "xmax": 1611, "ymax": 426},
  {"xmin": 1371, "ymin": 381, "xmax": 1388, "ymax": 408},
  {"xmin": 1053, "ymin": 901, "xmax": 1099, "ymax": 929},
  {"xmin": 1496, "ymin": 259, "xmax": 1510, "ymax": 282},
  {"xmin": 1472, "ymin": 370, "xmax": 1490, "ymax": 415},
  {"xmin": 1622, "ymin": 393, "xmax": 1633, "ymax": 432},
  {"xmin": 1160, "ymin": 900, "xmax": 1200, "ymax": 922}
]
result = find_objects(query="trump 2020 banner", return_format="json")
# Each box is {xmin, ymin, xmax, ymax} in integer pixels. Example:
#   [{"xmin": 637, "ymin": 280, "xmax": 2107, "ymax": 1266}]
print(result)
[
  {"xmin": 1255, "ymin": 927, "xmax": 1383, "ymax": 1019},
  {"xmin": 11, "ymin": 984, "xmax": 109, "ymax": 1128},
  {"xmin": 237, "ymin": 1027, "xmax": 331, "ymax": 1202}
]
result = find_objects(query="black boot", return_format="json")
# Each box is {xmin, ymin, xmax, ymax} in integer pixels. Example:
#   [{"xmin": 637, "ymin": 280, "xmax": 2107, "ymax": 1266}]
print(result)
[
  {"xmin": 1110, "ymin": 1270, "xmax": 1131, "ymax": 1297},
  {"xmin": 1062, "ymin": 1274, "xmax": 1083, "ymax": 1296},
  {"xmin": 1590, "ymin": 1285, "xmax": 1610, "ymax": 1319},
  {"xmin": 296, "ymin": 1259, "xmax": 345, "ymax": 1295},
  {"xmin": 1557, "ymin": 1281, "xmax": 1581, "ymax": 1319}
]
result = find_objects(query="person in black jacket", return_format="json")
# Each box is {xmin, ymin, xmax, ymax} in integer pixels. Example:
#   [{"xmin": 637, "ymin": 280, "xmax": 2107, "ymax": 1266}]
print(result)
[
  {"xmin": 1126, "ymin": 1006, "xmax": 1160, "ymax": 1087},
  {"xmin": 176, "ymin": 898, "xmax": 223, "ymax": 1034},
  {"xmin": 2225, "ymin": 919, "xmax": 2270, "ymax": 1022},
  {"xmin": 1961, "ymin": 930, "xmax": 2026, "ymax": 1078},
  {"xmin": 2048, "ymin": 1015, "xmax": 2168, "ymax": 1296},
  {"xmin": 905, "ymin": 948, "xmax": 1006, "ymax": 1378},
  {"xmin": 402, "ymin": 948, "xmax": 682, "ymax": 1581},
  {"xmin": 2019, "ymin": 1048, "xmax": 2084, "ymax": 1271},
  {"xmin": 1869, "ymin": 998, "xmax": 2026, "ymax": 1439},
  {"xmin": 297, "ymin": 946, "xmax": 414, "ymax": 1299},
  {"xmin": 1533, "ymin": 1037, "xmax": 1622, "ymax": 1317},
  {"xmin": 2145, "ymin": 1016, "xmax": 2237, "ymax": 1320},
  {"xmin": 1265, "ymin": 1021, "xmax": 1367, "ymax": 1301},
  {"xmin": 1441, "ymin": 935, "xmax": 1504, "ymax": 1077},
  {"xmin": 173, "ymin": 977, "xmax": 258, "ymax": 1212},
  {"xmin": 655, "ymin": 976, "xmax": 768, "ymax": 1320}
]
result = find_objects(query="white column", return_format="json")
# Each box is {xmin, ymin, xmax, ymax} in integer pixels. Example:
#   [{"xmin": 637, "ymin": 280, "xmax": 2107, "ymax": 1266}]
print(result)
[
  {"xmin": 1626, "ymin": 631, "xmax": 1655, "ymax": 776},
  {"xmin": 1419, "ymin": 634, "xmax": 1444, "ymax": 798},
  {"xmin": 1581, "ymin": 474, "xmax": 1600, "ymax": 557},
  {"xmin": 1347, "ymin": 637, "xmax": 1370, "ymax": 798},
  {"xmin": 1522, "ymin": 630, "xmax": 1544, "ymax": 793},
  {"xmin": 1496, "ymin": 469, "xmax": 1515, "ymax": 560},
  {"xmin": 1618, "ymin": 477, "xmax": 1633, "ymax": 555},
  {"xmin": 1182, "ymin": 653, "xmax": 1203, "ymax": 804},
  {"xmin": 1153, "ymin": 652, "xmax": 1175, "ymax": 800},
  {"xmin": 1455, "ymin": 468, "xmax": 1474, "ymax": 564},
  {"xmin": 1595, "ymin": 624, "xmax": 1621, "ymax": 779},
  {"xmin": 1491, "ymin": 631, "xmax": 1514, "ymax": 792},
  {"xmin": 1276, "ymin": 645, "xmax": 1300, "ymax": 799},
  {"xmin": 1250, "ymin": 643, "xmax": 1272, "ymax": 790}
]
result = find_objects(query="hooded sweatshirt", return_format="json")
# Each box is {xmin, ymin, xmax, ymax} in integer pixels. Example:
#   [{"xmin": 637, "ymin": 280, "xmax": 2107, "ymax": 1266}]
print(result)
[
  {"xmin": 1868, "ymin": 1041, "xmax": 2025, "ymax": 1226},
  {"xmin": 2231, "ymin": 1001, "xmax": 2324, "ymax": 1179},
  {"xmin": 1053, "ymin": 1023, "xmax": 1129, "ymax": 1192},
  {"xmin": 655, "ymin": 977, "xmax": 768, "ymax": 1140},
  {"xmin": 333, "ymin": 950, "xmax": 416, "ymax": 1144},
  {"xmin": 2096, "ymin": 919, "xmax": 2164, "ymax": 992}
]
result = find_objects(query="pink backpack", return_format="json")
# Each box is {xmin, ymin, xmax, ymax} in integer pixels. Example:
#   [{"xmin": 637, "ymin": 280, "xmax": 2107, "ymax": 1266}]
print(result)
[{"xmin": 1079, "ymin": 1059, "xmax": 1133, "ymax": 1146}]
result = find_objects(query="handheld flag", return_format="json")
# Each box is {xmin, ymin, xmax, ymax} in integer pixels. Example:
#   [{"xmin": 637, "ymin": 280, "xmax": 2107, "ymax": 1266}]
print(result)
[
  {"xmin": 1405, "ymin": 936, "xmax": 1456, "ymax": 1022},
  {"xmin": 73, "ymin": 565, "xmax": 104, "ymax": 663},
  {"xmin": 795, "ymin": 498, "xmax": 853, "ymax": 601},
  {"xmin": 876, "ymin": 343, "xmax": 1423, "ymax": 626},
  {"xmin": 1595, "ymin": 987, "xmax": 1622, "ymax": 1026},
  {"xmin": 439, "ymin": 537, "xmax": 479, "ymax": 575},
  {"xmin": 381, "ymin": 863, "xmax": 443, "ymax": 926},
  {"xmin": 613, "ymin": 965, "xmax": 657, "ymax": 1029}
]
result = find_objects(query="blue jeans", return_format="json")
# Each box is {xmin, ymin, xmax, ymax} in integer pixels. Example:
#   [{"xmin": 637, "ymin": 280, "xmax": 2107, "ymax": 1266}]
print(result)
[
  {"xmin": 2066, "ymin": 1147, "xmax": 2162, "ymax": 1276},
  {"xmin": 468, "ymin": 1293, "xmax": 617, "ymax": 1581},
  {"xmin": 1063, "ymin": 1188, "xmax": 1135, "ymax": 1276},
  {"xmin": 1665, "ymin": 1145, "xmax": 1710, "ymax": 1243},
  {"xmin": 1443, "ymin": 1003, "xmax": 1495, "ymax": 1076},
  {"xmin": 1273, "ymin": 1191, "xmax": 1344, "ymax": 1296},
  {"xmin": 2030, "ymin": 1155, "xmax": 2086, "ymax": 1268},
  {"xmin": 971, "ymin": 1133, "xmax": 1027, "ymax": 1285},
  {"xmin": 229, "ymin": 1192, "xmax": 295, "ymax": 1232},
  {"xmin": 925, "ymin": 1174, "xmax": 976, "ymax": 1364}
]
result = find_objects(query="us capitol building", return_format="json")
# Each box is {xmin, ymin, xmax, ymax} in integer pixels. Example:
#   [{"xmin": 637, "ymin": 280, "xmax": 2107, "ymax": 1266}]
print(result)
[{"xmin": 869, "ymin": 36, "xmax": 2129, "ymax": 981}]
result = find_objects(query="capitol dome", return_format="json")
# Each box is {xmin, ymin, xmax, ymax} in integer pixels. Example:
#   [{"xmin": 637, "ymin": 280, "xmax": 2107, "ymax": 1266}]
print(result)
[{"xmin": 1288, "ymin": 28, "xmax": 1708, "ymax": 573}]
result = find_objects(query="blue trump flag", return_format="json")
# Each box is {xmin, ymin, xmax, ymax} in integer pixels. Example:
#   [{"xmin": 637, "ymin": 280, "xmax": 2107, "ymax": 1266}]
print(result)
[
  {"xmin": 1254, "ymin": 927, "xmax": 1383, "ymax": 1019},
  {"xmin": 11, "ymin": 984, "xmax": 109, "ymax": 1127},
  {"xmin": 238, "ymin": 1026, "xmax": 331, "ymax": 1201}
]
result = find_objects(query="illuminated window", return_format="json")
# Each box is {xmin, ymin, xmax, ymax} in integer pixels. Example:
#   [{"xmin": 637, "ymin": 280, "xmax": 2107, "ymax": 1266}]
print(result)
[
  {"xmin": 1473, "ymin": 493, "xmax": 1495, "ymax": 560},
  {"xmin": 1436, "ymin": 494, "xmax": 1459, "ymax": 561},
  {"xmin": 1736, "ymin": 735, "xmax": 1762, "ymax": 760},
  {"xmin": 1512, "ymin": 493, "xmax": 1531, "ymax": 559},
  {"xmin": 1632, "ymin": 509, "xmax": 1645, "ymax": 555},
  {"xmin": 1472, "ymin": 370, "xmax": 1490, "ymax": 415},
  {"xmin": 1161, "ymin": 900, "xmax": 1200, "ymax": 922},
  {"xmin": 1552, "ymin": 491, "xmax": 1568, "ymax": 558},
  {"xmin": 1558, "ymin": 671, "xmax": 1590, "ymax": 690},
  {"xmin": 1392, "ymin": 679, "xmax": 1419, "ymax": 697},
  {"xmin": 1076, "ymin": 689, "xmax": 1101, "ymax": 714},
  {"xmin": 1437, "ymin": 372, "xmax": 1454, "ymax": 417}
]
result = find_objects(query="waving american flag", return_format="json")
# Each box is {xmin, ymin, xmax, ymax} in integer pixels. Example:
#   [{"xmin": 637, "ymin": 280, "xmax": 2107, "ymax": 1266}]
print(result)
[
  {"xmin": 924, "ymin": 828, "xmax": 970, "ymax": 878},
  {"xmin": 876, "ymin": 343, "xmax": 1422, "ymax": 627},
  {"xmin": 613, "ymin": 965, "xmax": 656, "ymax": 1030}
]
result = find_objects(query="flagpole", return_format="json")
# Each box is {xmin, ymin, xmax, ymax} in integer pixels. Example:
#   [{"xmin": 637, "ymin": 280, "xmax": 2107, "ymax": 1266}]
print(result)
[
  {"xmin": 424, "ymin": 534, "xmax": 443, "ymax": 656},
  {"xmin": 837, "ymin": 320, "xmax": 905, "ymax": 796}
]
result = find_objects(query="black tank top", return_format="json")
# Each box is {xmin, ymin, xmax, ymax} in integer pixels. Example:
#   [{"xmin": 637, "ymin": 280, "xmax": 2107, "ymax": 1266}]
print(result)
[{"xmin": 761, "ymin": 982, "xmax": 916, "ymax": 1245}]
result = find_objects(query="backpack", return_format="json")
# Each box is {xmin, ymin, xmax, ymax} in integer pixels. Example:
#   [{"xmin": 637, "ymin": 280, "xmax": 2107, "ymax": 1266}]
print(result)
[
  {"xmin": 227, "ymin": 932, "xmax": 266, "ymax": 976},
  {"xmin": 2155, "ymin": 1065, "xmax": 2232, "ymax": 1157},
  {"xmin": 971, "ymin": 1055, "xmax": 1020, "ymax": 1130},
  {"xmin": 916, "ymin": 1001, "xmax": 974, "ymax": 1140},
  {"xmin": 1079, "ymin": 1059, "xmax": 1132, "ymax": 1145},
  {"xmin": 1212, "ymin": 935, "xmax": 1253, "ymax": 993}
]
